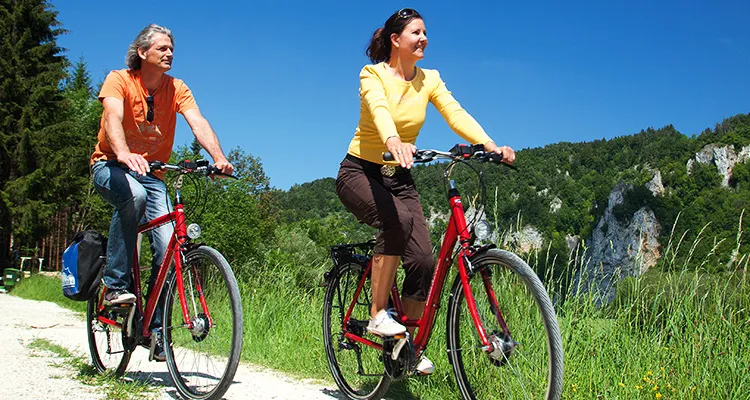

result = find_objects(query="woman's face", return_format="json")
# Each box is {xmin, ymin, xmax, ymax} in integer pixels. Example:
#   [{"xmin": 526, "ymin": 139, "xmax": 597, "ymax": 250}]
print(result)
[{"xmin": 392, "ymin": 18, "xmax": 428, "ymax": 61}]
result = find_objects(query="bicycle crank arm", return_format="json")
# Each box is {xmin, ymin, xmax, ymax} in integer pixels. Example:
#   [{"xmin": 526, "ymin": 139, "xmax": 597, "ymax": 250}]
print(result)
[{"xmin": 125, "ymin": 303, "xmax": 137, "ymax": 338}]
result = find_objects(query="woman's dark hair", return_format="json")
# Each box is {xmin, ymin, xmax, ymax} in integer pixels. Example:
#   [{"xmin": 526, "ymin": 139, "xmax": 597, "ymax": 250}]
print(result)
[{"xmin": 366, "ymin": 8, "xmax": 423, "ymax": 63}]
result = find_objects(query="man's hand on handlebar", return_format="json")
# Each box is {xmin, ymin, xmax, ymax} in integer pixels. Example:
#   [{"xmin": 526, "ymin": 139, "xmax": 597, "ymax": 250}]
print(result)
[{"xmin": 213, "ymin": 158, "xmax": 235, "ymax": 177}]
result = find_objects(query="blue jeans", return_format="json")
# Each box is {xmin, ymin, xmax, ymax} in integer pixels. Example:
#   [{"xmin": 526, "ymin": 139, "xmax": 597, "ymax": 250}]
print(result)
[{"xmin": 92, "ymin": 160, "xmax": 174, "ymax": 328}]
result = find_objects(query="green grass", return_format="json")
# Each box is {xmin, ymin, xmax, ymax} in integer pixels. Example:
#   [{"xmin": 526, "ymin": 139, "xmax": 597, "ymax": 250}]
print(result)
[
  {"xmin": 560, "ymin": 269, "xmax": 750, "ymax": 399},
  {"xmin": 13, "ymin": 253, "xmax": 750, "ymax": 399},
  {"xmin": 28, "ymin": 338, "xmax": 157, "ymax": 400},
  {"xmin": 10, "ymin": 274, "xmax": 87, "ymax": 314}
]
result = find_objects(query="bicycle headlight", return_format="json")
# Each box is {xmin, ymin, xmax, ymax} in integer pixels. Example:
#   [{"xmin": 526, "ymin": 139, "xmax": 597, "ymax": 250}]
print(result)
[
  {"xmin": 187, "ymin": 223, "xmax": 202, "ymax": 239},
  {"xmin": 473, "ymin": 220, "xmax": 491, "ymax": 241}
]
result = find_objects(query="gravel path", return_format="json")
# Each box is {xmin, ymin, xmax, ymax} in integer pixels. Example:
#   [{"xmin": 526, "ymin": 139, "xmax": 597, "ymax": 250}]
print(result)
[{"xmin": 0, "ymin": 293, "xmax": 344, "ymax": 399}]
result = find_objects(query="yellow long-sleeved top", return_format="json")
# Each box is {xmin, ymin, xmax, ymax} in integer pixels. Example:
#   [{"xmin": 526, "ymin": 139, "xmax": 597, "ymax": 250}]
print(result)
[{"xmin": 347, "ymin": 62, "xmax": 492, "ymax": 165}]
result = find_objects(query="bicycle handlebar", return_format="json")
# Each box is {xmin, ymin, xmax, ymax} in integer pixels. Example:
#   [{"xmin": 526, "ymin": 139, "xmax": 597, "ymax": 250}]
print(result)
[
  {"xmin": 149, "ymin": 160, "xmax": 239, "ymax": 179},
  {"xmin": 383, "ymin": 144, "xmax": 514, "ymax": 169}
]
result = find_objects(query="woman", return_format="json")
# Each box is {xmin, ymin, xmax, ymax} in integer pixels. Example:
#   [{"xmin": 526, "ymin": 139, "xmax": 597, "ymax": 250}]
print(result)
[{"xmin": 335, "ymin": 8, "xmax": 516, "ymax": 376}]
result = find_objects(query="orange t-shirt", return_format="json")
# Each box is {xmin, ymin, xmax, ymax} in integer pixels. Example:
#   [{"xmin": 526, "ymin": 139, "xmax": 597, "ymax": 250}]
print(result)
[{"xmin": 90, "ymin": 69, "xmax": 198, "ymax": 167}]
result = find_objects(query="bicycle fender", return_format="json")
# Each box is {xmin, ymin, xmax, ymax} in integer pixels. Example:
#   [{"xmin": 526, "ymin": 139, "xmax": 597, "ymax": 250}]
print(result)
[{"xmin": 465, "ymin": 244, "xmax": 497, "ymax": 275}]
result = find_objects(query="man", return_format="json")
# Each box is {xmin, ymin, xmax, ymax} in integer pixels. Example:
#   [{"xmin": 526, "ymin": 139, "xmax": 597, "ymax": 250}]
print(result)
[{"xmin": 90, "ymin": 24, "xmax": 233, "ymax": 360}]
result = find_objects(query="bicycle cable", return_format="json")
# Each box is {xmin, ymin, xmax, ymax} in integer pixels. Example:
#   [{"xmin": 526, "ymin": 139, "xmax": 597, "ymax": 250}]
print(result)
[{"xmin": 441, "ymin": 157, "xmax": 488, "ymax": 241}]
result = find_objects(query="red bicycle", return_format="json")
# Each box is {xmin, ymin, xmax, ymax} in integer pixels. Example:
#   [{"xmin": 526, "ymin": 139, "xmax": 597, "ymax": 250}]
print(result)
[
  {"xmin": 86, "ymin": 160, "xmax": 243, "ymax": 400},
  {"xmin": 322, "ymin": 145, "xmax": 564, "ymax": 400}
]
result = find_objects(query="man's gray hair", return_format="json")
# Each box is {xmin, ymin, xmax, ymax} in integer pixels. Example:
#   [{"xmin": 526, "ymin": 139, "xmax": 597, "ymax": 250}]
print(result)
[{"xmin": 125, "ymin": 24, "xmax": 174, "ymax": 70}]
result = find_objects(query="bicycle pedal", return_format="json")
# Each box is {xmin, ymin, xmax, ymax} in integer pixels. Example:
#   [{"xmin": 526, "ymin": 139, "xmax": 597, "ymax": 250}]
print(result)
[
  {"xmin": 107, "ymin": 304, "xmax": 132, "ymax": 314},
  {"xmin": 148, "ymin": 340, "xmax": 157, "ymax": 361},
  {"xmin": 148, "ymin": 337, "xmax": 165, "ymax": 362},
  {"xmin": 106, "ymin": 300, "xmax": 132, "ymax": 307},
  {"xmin": 391, "ymin": 338, "xmax": 408, "ymax": 361}
]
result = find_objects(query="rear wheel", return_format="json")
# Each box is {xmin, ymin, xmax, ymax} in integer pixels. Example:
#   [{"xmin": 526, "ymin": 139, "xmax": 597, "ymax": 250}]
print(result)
[
  {"xmin": 163, "ymin": 246, "xmax": 243, "ymax": 400},
  {"xmin": 87, "ymin": 285, "xmax": 132, "ymax": 376},
  {"xmin": 446, "ymin": 249, "xmax": 564, "ymax": 400},
  {"xmin": 322, "ymin": 262, "xmax": 391, "ymax": 400}
]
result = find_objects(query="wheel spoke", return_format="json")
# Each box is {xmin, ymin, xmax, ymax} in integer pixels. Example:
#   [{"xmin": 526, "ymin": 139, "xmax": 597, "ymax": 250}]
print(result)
[
  {"xmin": 447, "ymin": 249, "xmax": 564, "ymax": 400},
  {"xmin": 323, "ymin": 262, "xmax": 390, "ymax": 399},
  {"xmin": 87, "ymin": 286, "xmax": 131, "ymax": 376},
  {"xmin": 164, "ymin": 246, "xmax": 242, "ymax": 400}
]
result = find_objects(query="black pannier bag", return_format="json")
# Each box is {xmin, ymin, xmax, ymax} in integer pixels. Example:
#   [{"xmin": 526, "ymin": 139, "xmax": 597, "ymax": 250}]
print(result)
[{"xmin": 62, "ymin": 230, "xmax": 107, "ymax": 301}]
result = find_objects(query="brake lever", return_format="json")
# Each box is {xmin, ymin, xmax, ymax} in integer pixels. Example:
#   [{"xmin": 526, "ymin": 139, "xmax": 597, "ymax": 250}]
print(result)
[{"xmin": 415, "ymin": 150, "xmax": 437, "ymax": 163}]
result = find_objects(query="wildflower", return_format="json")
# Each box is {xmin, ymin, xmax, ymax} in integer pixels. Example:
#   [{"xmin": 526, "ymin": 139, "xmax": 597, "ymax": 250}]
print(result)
[
  {"xmin": 656, "ymin": 393, "xmax": 662, "ymax": 399},
  {"xmin": 570, "ymin": 384, "xmax": 578, "ymax": 393},
  {"xmin": 636, "ymin": 385, "xmax": 644, "ymax": 390},
  {"xmin": 647, "ymin": 371, "xmax": 653, "ymax": 376},
  {"xmin": 653, "ymin": 384, "xmax": 659, "ymax": 391},
  {"xmin": 618, "ymin": 382, "xmax": 626, "ymax": 388},
  {"xmin": 643, "ymin": 376, "xmax": 651, "ymax": 383},
  {"xmin": 663, "ymin": 347, "xmax": 669, "ymax": 351}
]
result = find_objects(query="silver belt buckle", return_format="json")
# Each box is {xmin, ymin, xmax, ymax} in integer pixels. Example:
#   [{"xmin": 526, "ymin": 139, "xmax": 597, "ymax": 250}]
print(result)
[{"xmin": 380, "ymin": 164, "xmax": 396, "ymax": 177}]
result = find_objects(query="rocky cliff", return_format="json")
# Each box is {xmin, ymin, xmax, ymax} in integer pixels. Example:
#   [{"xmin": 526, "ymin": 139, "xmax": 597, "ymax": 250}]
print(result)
[
  {"xmin": 575, "ymin": 180, "xmax": 662, "ymax": 303},
  {"xmin": 687, "ymin": 144, "xmax": 750, "ymax": 187}
]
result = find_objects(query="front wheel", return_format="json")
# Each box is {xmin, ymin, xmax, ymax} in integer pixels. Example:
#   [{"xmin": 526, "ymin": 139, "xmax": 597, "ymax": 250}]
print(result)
[
  {"xmin": 446, "ymin": 249, "xmax": 564, "ymax": 400},
  {"xmin": 163, "ymin": 246, "xmax": 243, "ymax": 400},
  {"xmin": 86, "ymin": 284, "xmax": 132, "ymax": 376}
]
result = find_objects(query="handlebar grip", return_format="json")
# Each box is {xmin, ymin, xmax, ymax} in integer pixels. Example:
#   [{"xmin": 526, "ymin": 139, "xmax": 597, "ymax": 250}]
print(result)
[
  {"xmin": 382, "ymin": 152, "xmax": 395, "ymax": 162},
  {"xmin": 207, "ymin": 166, "xmax": 239, "ymax": 179},
  {"xmin": 149, "ymin": 161, "xmax": 165, "ymax": 170},
  {"xmin": 487, "ymin": 152, "xmax": 504, "ymax": 164}
]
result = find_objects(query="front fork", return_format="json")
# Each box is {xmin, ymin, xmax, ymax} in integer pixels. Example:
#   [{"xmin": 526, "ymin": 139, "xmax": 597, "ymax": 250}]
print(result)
[
  {"xmin": 174, "ymin": 247, "xmax": 214, "ymax": 334},
  {"xmin": 458, "ymin": 250, "xmax": 513, "ymax": 358}
]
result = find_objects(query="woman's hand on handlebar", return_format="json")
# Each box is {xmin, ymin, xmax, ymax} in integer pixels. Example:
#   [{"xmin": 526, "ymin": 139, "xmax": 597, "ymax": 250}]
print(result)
[
  {"xmin": 484, "ymin": 141, "xmax": 516, "ymax": 165},
  {"xmin": 117, "ymin": 151, "xmax": 150, "ymax": 176},
  {"xmin": 385, "ymin": 136, "xmax": 417, "ymax": 169}
]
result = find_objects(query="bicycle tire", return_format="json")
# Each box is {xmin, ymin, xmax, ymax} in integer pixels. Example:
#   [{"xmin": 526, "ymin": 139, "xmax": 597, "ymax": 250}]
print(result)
[
  {"xmin": 446, "ymin": 249, "xmax": 564, "ymax": 400},
  {"xmin": 322, "ymin": 262, "xmax": 391, "ymax": 400},
  {"xmin": 86, "ymin": 284, "xmax": 132, "ymax": 376},
  {"xmin": 163, "ymin": 246, "xmax": 243, "ymax": 400}
]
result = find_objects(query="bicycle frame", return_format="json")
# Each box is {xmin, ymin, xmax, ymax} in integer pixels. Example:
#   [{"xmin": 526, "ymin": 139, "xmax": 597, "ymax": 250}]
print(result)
[
  {"xmin": 341, "ymin": 180, "xmax": 505, "ymax": 356},
  {"xmin": 95, "ymin": 176, "xmax": 210, "ymax": 340}
]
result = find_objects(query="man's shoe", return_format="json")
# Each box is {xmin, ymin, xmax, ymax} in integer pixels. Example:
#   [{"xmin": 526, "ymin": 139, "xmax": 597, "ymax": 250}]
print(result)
[
  {"xmin": 415, "ymin": 356, "xmax": 435, "ymax": 376},
  {"xmin": 104, "ymin": 289, "xmax": 136, "ymax": 304},
  {"xmin": 150, "ymin": 329, "xmax": 166, "ymax": 362},
  {"xmin": 367, "ymin": 309, "xmax": 406, "ymax": 337}
]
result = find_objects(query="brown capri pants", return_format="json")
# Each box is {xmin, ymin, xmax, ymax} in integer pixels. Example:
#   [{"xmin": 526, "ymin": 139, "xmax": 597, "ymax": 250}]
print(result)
[{"xmin": 335, "ymin": 154, "xmax": 435, "ymax": 301}]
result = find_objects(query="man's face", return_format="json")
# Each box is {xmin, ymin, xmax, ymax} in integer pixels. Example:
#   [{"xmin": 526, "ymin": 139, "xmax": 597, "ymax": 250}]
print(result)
[{"xmin": 141, "ymin": 33, "xmax": 173, "ymax": 71}]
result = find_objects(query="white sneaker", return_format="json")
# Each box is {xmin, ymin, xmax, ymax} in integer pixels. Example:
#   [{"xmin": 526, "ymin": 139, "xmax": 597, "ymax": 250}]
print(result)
[
  {"xmin": 367, "ymin": 309, "xmax": 406, "ymax": 337},
  {"xmin": 415, "ymin": 356, "xmax": 435, "ymax": 376}
]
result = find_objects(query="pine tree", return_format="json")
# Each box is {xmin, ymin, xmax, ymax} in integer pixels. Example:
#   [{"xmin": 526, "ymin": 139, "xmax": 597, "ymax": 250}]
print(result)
[
  {"xmin": 0, "ymin": 0, "xmax": 68, "ymax": 267},
  {"xmin": 35, "ymin": 57, "xmax": 111, "ymax": 270}
]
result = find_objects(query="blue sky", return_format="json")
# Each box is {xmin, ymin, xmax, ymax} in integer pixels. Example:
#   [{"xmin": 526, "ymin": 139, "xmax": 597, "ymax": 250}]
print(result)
[{"xmin": 53, "ymin": 1, "xmax": 750, "ymax": 190}]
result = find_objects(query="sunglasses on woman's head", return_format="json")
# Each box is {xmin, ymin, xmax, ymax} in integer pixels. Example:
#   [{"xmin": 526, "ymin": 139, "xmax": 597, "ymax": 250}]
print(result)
[
  {"xmin": 396, "ymin": 8, "xmax": 420, "ymax": 19},
  {"xmin": 146, "ymin": 95, "xmax": 154, "ymax": 122}
]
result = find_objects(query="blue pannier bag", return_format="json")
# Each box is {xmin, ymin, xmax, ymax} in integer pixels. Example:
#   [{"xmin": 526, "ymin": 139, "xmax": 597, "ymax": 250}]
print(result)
[{"xmin": 62, "ymin": 230, "xmax": 107, "ymax": 301}]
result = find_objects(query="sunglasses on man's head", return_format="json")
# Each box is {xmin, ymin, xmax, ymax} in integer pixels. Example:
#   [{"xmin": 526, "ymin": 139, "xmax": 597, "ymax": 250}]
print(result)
[
  {"xmin": 396, "ymin": 8, "xmax": 420, "ymax": 19},
  {"xmin": 146, "ymin": 95, "xmax": 154, "ymax": 122}
]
